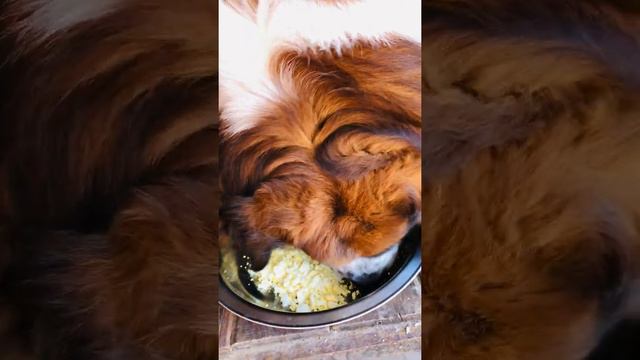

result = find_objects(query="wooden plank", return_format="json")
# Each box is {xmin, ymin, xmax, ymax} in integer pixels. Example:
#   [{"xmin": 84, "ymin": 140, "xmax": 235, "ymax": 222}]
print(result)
[
  {"xmin": 218, "ymin": 306, "xmax": 238, "ymax": 350},
  {"xmin": 219, "ymin": 278, "xmax": 421, "ymax": 359}
]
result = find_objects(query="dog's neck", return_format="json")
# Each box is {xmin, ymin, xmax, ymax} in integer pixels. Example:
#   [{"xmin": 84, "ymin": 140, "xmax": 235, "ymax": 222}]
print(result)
[{"xmin": 219, "ymin": 0, "xmax": 421, "ymax": 135}]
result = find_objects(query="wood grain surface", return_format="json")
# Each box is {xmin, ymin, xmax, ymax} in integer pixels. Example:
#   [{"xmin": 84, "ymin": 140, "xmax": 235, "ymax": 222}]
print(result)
[{"xmin": 219, "ymin": 278, "xmax": 421, "ymax": 360}]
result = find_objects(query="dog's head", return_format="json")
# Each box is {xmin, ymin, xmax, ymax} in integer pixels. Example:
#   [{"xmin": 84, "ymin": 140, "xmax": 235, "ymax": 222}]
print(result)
[{"xmin": 218, "ymin": 0, "xmax": 421, "ymax": 283}]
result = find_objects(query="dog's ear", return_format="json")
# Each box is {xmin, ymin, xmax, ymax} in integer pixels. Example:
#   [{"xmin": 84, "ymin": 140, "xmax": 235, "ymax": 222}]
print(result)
[
  {"xmin": 220, "ymin": 196, "xmax": 278, "ymax": 270},
  {"xmin": 315, "ymin": 122, "xmax": 420, "ymax": 180}
]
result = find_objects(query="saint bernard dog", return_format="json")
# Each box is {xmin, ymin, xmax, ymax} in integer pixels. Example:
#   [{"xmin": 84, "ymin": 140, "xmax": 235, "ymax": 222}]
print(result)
[{"xmin": 218, "ymin": 0, "xmax": 422, "ymax": 284}]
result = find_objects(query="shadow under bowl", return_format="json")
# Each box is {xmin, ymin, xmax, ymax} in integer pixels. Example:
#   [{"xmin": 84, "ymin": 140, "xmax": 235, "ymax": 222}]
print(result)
[{"xmin": 218, "ymin": 226, "xmax": 421, "ymax": 329}]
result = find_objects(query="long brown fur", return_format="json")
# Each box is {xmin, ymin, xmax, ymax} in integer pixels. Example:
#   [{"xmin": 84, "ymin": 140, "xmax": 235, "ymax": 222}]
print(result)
[
  {"xmin": 0, "ymin": 1, "xmax": 218, "ymax": 359},
  {"xmin": 220, "ymin": 40, "xmax": 422, "ymax": 269},
  {"xmin": 423, "ymin": 0, "xmax": 640, "ymax": 358}
]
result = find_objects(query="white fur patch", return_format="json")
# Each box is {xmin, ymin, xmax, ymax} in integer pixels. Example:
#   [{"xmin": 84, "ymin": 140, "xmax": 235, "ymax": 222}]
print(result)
[
  {"xmin": 261, "ymin": 0, "xmax": 421, "ymax": 52},
  {"xmin": 17, "ymin": 0, "xmax": 120, "ymax": 37},
  {"xmin": 336, "ymin": 244, "xmax": 399, "ymax": 282},
  {"xmin": 218, "ymin": 0, "xmax": 421, "ymax": 135}
]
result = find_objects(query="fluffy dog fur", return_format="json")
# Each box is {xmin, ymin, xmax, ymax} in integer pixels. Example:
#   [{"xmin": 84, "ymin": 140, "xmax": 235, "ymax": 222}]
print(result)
[
  {"xmin": 0, "ymin": 1, "xmax": 218, "ymax": 359},
  {"xmin": 218, "ymin": 0, "xmax": 422, "ymax": 282},
  {"xmin": 423, "ymin": 0, "xmax": 640, "ymax": 358}
]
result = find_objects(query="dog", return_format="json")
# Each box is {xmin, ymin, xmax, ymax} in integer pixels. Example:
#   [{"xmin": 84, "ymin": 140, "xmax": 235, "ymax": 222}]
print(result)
[
  {"xmin": 0, "ymin": 1, "xmax": 218, "ymax": 359},
  {"xmin": 218, "ymin": 0, "xmax": 422, "ymax": 284},
  {"xmin": 423, "ymin": 0, "xmax": 640, "ymax": 358}
]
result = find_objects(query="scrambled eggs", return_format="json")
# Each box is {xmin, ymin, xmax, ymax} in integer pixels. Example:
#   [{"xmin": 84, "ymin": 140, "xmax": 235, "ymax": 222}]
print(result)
[{"xmin": 248, "ymin": 246, "xmax": 360, "ymax": 312}]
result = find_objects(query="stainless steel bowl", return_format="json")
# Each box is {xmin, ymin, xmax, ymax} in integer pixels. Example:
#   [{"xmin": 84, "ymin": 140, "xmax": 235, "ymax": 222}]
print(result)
[{"xmin": 218, "ymin": 226, "xmax": 421, "ymax": 329}]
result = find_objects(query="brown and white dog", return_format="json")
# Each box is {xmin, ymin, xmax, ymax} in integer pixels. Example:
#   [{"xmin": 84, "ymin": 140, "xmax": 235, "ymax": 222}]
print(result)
[
  {"xmin": 218, "ymin": 0, "xmax": 422, "ymax": 283},
  {"xmin": 0, "ymin": 1, "xmax": 218, "ymax": 359},
  {"xmin": 424, "ymin": 0, "xmax": 640, "ymax": 359}
]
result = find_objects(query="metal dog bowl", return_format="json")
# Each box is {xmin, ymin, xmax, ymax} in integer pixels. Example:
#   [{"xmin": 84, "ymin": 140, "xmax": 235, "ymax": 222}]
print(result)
[{"xmin": 218, "ymin": 226, "xmax": 421, "ymax": 329}]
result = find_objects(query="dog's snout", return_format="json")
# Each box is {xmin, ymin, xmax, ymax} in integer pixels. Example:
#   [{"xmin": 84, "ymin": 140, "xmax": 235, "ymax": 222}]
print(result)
[{"xmin": 336, "ymin": 244, "xmax": 399, "ymax": 284}]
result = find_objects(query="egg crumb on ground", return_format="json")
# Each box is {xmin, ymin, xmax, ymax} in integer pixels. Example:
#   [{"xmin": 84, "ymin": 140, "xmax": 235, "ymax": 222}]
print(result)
[{"xmin": 248, "ymin": 246, "xmax": 360, "ymax": 312}]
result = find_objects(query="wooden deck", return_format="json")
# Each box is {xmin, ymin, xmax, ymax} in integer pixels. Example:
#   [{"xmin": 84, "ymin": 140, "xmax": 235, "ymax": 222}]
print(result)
[{"xmin": 219, "ymin": 278, "xmax": 421, "ymax": 360}]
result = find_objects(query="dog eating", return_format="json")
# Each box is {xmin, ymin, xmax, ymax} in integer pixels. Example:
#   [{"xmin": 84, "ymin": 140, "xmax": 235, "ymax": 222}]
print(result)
[{"xmin": 218, "ymin": 0, "xmax": 422, "ymax": 285}]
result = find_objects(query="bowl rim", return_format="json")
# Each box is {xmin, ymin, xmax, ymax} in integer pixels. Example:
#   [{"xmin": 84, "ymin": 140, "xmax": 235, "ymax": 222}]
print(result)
[{"xmin": 218, "ymin": 242, "xmax": 421, "ymax": 329}]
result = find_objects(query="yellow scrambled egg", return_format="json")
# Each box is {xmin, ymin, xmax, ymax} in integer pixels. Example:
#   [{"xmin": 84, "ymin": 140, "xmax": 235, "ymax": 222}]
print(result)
[{"xmin": 248, "ymin": 246, "xmax": 360, "ymax": 312}]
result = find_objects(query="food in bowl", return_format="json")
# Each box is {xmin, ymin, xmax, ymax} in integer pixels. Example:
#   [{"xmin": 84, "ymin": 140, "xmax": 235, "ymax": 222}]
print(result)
[{"xmin": 247, "ymin": 246, "xmax": 360, "ymax": 312}]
